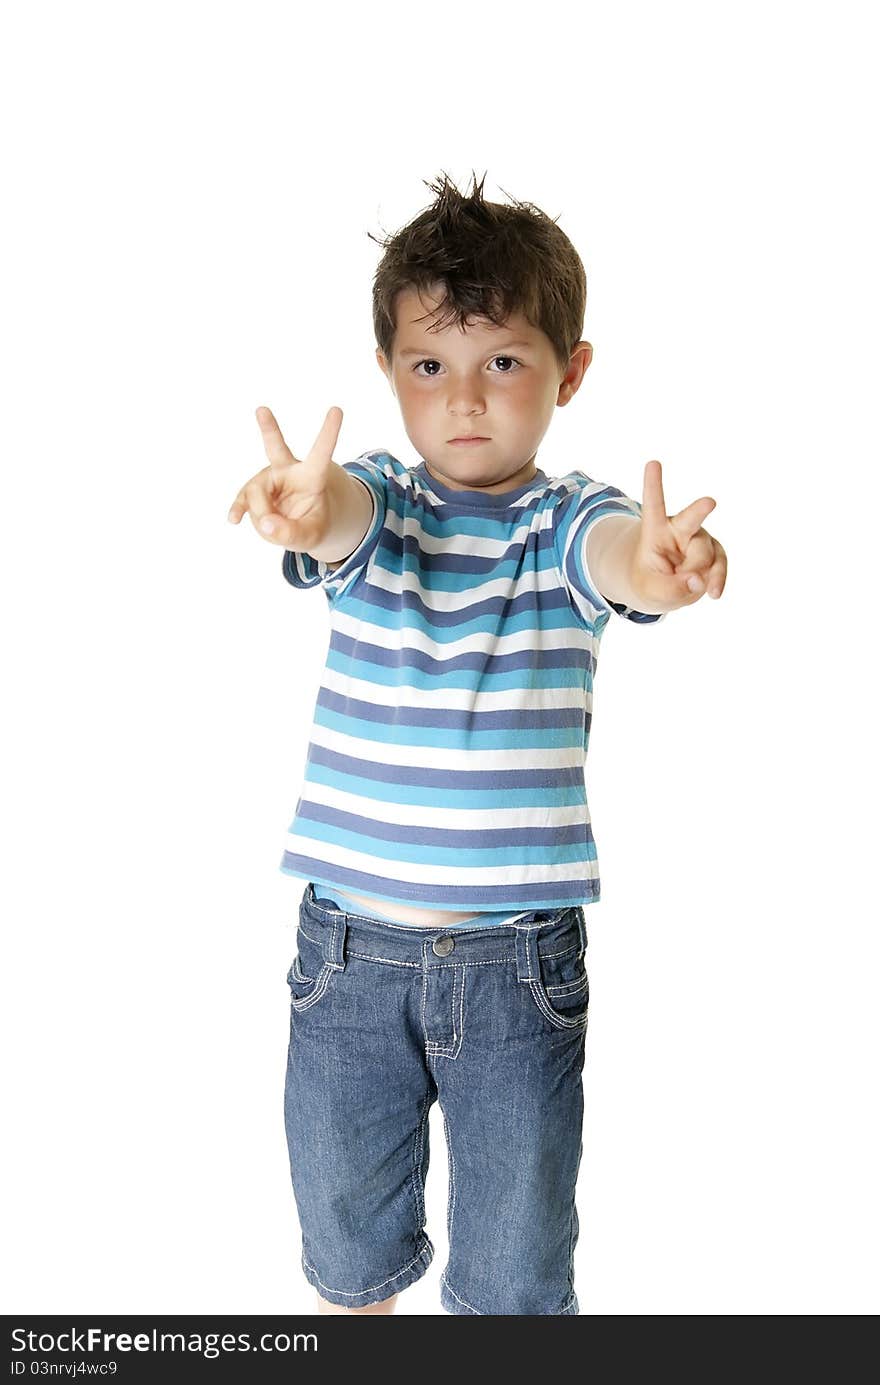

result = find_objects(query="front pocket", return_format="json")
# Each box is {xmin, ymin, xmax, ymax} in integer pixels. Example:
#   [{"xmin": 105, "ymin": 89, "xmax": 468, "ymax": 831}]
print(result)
[
  {"xmin": 529, "ymin": 937, "xmax": 590, "ymax": 1031},
  {"xmin": 291, "ymin": 956, "xmax": 315, "ymax": 985},
  {"xmin": 286, "ymin": 927, "xmax": 334, "ymax": 1012}
]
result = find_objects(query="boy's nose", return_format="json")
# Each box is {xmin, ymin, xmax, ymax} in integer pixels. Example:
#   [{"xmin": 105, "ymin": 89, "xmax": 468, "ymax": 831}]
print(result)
[{"xmin": 447, "ymin": 388, "xmax": 487, "ymax": 411}]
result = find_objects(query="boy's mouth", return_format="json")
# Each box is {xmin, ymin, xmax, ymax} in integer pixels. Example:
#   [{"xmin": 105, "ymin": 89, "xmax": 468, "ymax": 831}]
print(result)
[{"xmin": 448, "ymin": 436, "xmax": 490, "ymax": 445}]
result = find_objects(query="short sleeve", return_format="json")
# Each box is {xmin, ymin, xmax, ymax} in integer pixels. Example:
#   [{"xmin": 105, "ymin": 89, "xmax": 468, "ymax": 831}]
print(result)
[
  {"xmin": 552, "ymin": 473, "xmax": 666, "ymax": 629},
  {"xmin": 281, "ymin": 454, "xmax": 388, "ymax": 604}
]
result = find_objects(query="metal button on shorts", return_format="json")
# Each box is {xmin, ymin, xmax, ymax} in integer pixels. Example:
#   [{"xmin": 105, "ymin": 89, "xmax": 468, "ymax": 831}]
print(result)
[{"xmin": 432, "ymin": 935, "xmax": 455, "ymax": 956}]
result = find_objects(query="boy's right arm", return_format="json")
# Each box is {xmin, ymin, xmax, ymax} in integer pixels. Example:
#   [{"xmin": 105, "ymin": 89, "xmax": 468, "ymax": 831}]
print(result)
[
  {"xmin": 309, "ymin": 467, "xmax": 374, "ymax": 568},
  {"xmin": 227, "ymin": 405, "xmax": 373, "ymax": 567}
]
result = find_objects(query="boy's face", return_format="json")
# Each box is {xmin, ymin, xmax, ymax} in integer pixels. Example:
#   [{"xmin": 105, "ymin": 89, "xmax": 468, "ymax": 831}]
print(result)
[{"xmin": 376, "ymin": 283, "xmax": 592, "ymax": 494}]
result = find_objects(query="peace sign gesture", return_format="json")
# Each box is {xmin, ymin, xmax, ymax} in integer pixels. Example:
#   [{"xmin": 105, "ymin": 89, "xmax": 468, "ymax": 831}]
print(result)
[
  {"xmin": 629, "ymin": 461, "xmax": 727, "ymax": 610},
  {"xmin": 226, "ymin": 405, "xmax": 346, "ymax": 550}
]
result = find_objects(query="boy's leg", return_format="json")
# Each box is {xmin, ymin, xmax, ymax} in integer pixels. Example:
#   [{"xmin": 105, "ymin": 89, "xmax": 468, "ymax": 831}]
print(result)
[
  {"xmin": 284, "ymin": 895, "xmax": 437, "ymax": 1311},
  {"xmin": 430, "ymin": 912, "xmax": 589, "ymax": 1315}
]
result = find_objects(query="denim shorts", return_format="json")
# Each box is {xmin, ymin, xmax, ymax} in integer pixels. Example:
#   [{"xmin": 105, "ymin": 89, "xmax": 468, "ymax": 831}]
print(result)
[{"xmin": 283, "ymin": 882, "xmax": 590, "ymax": 1315}]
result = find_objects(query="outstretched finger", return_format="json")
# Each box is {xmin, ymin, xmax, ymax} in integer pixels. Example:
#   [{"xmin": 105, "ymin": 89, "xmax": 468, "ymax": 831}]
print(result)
[
  {"xmin": 670, "ymin": 496, "xmax": 717, "ymax": 546},
  {"xmin": 255, "ymin": 405, "xmax": 296, "ymax": 484},
  {"xmin": 305, "ymin": 406, "xmax": 344, "ymax": 466},
  {"xmin": 640, "ymin": 461, "xmax": 669, "ymax": 534},
  {"xmin": 227, "ymin": 484, "xmax": 248, "ymax": 523}
]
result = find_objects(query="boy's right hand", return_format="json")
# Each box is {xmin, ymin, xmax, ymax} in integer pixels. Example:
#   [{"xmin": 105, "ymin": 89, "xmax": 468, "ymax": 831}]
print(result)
[{"xmin": 227, "ymin": 405, "xmax": 345, "ymax": 550}]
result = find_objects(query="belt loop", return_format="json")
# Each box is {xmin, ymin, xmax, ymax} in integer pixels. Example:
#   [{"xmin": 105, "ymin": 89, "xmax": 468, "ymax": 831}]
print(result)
[
  {"xmin": 514, "ymin": 925, "xmax": 541, "ymax": 982},
  {"xmin": 325, "ymin": 915, "xmax": 348, "ymax": 971}
]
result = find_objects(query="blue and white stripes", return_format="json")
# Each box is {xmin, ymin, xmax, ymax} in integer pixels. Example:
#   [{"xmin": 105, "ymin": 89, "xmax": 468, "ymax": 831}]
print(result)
[{"xmin": 279, "ymin": 452, "xmax": 663, "ymax": 913}]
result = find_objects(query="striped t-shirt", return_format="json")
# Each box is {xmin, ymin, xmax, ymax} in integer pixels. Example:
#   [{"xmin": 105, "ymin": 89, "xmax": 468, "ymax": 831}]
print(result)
[{"xmin": 279, "ymin": 451, "xmax": 664, "ymax": 915}]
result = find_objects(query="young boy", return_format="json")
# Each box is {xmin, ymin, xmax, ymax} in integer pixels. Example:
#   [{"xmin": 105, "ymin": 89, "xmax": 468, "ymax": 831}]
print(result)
[{"xmin": 228, "ymin": 172, "xmax": 726, "ymax": 1316}]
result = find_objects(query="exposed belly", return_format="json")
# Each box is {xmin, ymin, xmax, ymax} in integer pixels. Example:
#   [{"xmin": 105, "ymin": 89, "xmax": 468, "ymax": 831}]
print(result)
[{"xmin": 331, "ymin": 887, "xmax": 482, "ymax": 928}]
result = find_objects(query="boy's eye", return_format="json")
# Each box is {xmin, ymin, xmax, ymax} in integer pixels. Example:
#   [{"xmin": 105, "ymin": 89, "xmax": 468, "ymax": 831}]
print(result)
[{"xmin": 412, "ymin": 356, "xmax": 521, "ymax": 376}]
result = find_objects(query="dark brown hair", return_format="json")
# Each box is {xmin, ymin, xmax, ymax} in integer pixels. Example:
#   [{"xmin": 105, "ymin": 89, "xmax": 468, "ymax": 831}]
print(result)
[{"xmin": 369, "ymin": 170, "xmax": 586, "ymax": 378}]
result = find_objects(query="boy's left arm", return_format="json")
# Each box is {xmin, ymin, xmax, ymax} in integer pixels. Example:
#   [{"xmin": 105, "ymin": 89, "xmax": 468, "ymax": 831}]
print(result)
[{"xmin": 585, "ymin": 460, "xmax": 727, "ymax": 616}]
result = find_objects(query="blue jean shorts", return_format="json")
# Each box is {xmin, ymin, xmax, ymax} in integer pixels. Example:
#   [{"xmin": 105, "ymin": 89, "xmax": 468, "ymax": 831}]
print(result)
[{"xmin": 283, "ymin": 883, "xmax": 590, "ymax": 1315}]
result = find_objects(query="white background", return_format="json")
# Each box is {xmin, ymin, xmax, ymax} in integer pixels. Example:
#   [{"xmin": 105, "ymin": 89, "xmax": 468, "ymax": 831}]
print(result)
[{"xmin": 3, "ymin": 0, "xmax": 877, "ymax": 1315}]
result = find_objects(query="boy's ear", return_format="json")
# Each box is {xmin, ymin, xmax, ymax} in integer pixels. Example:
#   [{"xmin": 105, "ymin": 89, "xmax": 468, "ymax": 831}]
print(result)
[
  {"xmin": 376, "ymin": 348, "xmax": 396, "ymax": 394},
  {"xmin": 557, "ymin": 341, "xmax": 593, "ymax": 406},
  {"xmin": 574, "ymin": 341, "xmax": 593, "ymax": 371}
]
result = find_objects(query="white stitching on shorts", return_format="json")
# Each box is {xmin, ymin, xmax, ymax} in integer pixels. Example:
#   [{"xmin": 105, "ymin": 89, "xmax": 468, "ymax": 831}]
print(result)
[
  {"xmin": 442, "ymin": 1272, "xmax": 577, "ymax": 1316},
  {"xmin": 441, "ymin": 1108, "xmax": 457, "ymax": 1249},
  {"xmin": 535, "ymin": 939, "xmax": 581, "ymax": 962},
  {"xmin": 342, "ymin": 953, "xmax": 578, "ymax": 971},
  {"xmin": 460, "ymin": 964, "xmax": 466, "ymax": 1052},
  {"xmin": 546, "ymin": 974, "xmax": 589, "ymax": 997},
  {"xmin": 289, "ymin": 964, "xmax": 333, "ymax": 1012},
  {"xmin": 441, "ymin": 1273, "xmax": 482, "ymax": 1314},
  {"xmin": 425, "ymin": 966, "xmax": 466, "ymax": 1057},
  {"xmin": 420, "ymin": 954, "xmax": 429, "ymax": 1046},
  {"xmin": 345, "ymin": 949, "xmax": 420, "ymax": 969},
  {"xmin": 300, "ymin": 927, "xmax": 579, "ymax": 967},
  {"xmin": 529, "ymin": 978, "xmax": 589, "ymax": 1030},
  {"xmin": 568, "ymin": 1204, "xmax": 576, "ymax": 1305},
  {"xmin": 302, "ymin": 1241, "xmax": 431, "ymax": 1298},
  {"xmin": 410, "ymin": 1089, "xmax": 432, "ymax": 1229}
]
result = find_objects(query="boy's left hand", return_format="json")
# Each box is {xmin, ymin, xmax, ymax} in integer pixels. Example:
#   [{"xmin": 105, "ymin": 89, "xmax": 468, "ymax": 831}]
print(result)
[{"xmin": 629, "ymin": 460, "xmax": 727, "ymax": 610}]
